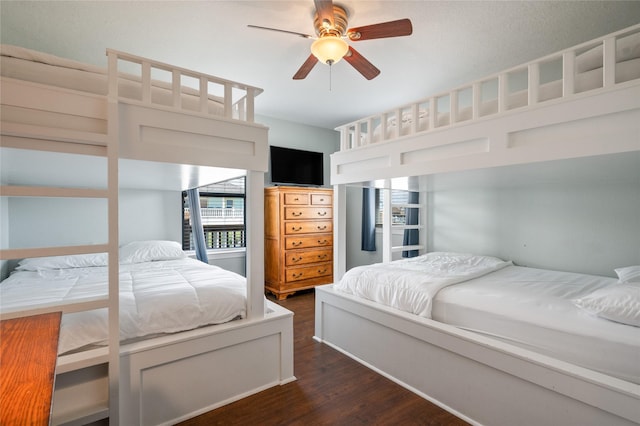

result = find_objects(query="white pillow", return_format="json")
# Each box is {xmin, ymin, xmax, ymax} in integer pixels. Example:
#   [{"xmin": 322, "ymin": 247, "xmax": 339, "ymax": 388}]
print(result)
[
  {"xmin": 16, "ymin": 253, "xmax": 108, "ymax": 271},
  {"xmin": 573, "ymin": 283, "xmax": 640, "ymax": 327},
  {"xmin": 615, "ymin": 265, "xmax": 640, "ymax": 283},
  {"xmin": 119, "ymin": 240, "xmax": 186, "ymax": 264}
]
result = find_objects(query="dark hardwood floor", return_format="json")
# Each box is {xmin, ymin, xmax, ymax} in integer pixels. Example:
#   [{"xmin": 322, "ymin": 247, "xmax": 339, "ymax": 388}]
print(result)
[{"xmin": 178, "ymin": 290, "xmax": 468, "ymax": 426}]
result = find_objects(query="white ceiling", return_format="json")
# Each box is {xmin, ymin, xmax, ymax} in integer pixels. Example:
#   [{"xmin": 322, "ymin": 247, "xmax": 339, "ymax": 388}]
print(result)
[{"xmin": 1, "ymin": 1, "xmax": 640, "ymax": 131}]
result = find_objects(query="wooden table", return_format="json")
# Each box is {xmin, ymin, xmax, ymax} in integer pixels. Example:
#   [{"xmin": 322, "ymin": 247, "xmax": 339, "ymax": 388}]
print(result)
[{"xmin": 1, "ymin": 312, "xmax": 62, "ymax": 426}]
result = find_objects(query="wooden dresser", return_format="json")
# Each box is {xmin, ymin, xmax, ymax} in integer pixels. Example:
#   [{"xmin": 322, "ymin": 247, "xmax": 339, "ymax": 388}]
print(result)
[{"xmin": 265, "ymin": 186, "xmax": 333, "ymax": 300}]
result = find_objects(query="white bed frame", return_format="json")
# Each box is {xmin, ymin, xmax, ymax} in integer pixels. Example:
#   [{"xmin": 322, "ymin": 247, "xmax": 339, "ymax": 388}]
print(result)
[
  {"xmin": 317, "ymin": 24, "xmax": 640, "ymax": 425},
  {"xmin": 0, "ymin": 49, "xmax": 294, "ymax": 425},
  {"xmin": 315, "ymin": 285, "xmax": 640, "ymax": 425}
]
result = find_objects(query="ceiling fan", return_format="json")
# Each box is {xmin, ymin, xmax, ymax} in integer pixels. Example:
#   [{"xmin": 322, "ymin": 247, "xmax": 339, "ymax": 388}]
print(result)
[{"xmin": 248, "ymin": 0, "xmax": 412, "ymax": 80}]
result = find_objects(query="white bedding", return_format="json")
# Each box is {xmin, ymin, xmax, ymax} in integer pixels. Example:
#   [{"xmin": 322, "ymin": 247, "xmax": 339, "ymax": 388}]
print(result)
[
  {"xmin": 336, "ymin": 252, "xmax": 640, "ymax": 384},
  {"xmin": 432, "ymin": 265, "xmax": 640, "ymax": 384},
  {"xmin": 334, "ymin": 252, "xmax": 512, "ymax": 318},
  {"xmin": 0, "ymin": 257, "xmax": 247, "ymax": 354}
]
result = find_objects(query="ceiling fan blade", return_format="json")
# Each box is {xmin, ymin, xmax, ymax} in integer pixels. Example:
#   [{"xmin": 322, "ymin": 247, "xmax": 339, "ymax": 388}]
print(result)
[
  {"xmin": 247, "ymin": 24, "xmax": 312, "ymax": 39},
  {"xmin": 343, "ymin": 46, "xmax": 380, "ymax": 80},
  {"xmin": 314, "ymin": 0, "xmax": 335, "ymax": 27},
  {"xmin": 347, "ymin": 19, "xmax": 413, "ymax": 41},
  {"xmin": 293, "ymin": 54, "xmax": 319, "ymax": 80}
]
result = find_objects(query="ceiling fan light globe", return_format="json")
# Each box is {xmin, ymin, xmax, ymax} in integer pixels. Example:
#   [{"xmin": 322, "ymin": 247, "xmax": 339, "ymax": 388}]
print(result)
[{"xmin": 311, "ymin": 36, "xmax": 349, "ymax": 65}]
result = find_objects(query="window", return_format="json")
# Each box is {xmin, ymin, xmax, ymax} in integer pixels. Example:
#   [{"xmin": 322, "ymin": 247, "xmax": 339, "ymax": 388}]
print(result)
[
  {"xmin": 182, "ymin": 177, "xmax": 245, "ymax": 251},
  {"xmin": 375, "ymin": 188, "xmax": 411, "ymax": 226}
]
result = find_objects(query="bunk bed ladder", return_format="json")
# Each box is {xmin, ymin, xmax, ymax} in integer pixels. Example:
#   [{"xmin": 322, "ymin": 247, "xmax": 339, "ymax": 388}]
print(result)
[
  {"xmin": 0, "ymin": 78, "xmax": 119, "ymax": 426},
  {"xmin": 381, "ymin": 178, "xmax": 427, "ymax": 263},
  {"xmin": 105, "ymin": 50, "xmax": 120, "ymax": 426},
  {"xmin": 0, "ymin": 148, "xmax": 117, "ymax": 424}
]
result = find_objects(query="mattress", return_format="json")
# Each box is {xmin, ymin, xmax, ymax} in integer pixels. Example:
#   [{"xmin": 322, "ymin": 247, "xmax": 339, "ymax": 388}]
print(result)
[
  {"xmin": 0, "ymin": 44, "xmax": 225, "ymax": 116},
  {"xmin": 335, "ymin": 253, "xmax": 640, "ymax": 384},
  {"xmin": 432, "ymin": 266, "xmax": 640, "ymax": 384},
  {"xmin": 0, "ymin": 256, "xmax": 247, "ymax": 354}
]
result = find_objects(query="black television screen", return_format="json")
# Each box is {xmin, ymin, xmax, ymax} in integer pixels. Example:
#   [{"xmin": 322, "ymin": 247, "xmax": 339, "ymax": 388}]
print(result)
[{"xmin": 270, "ymin": 146, "xmax": 324, "ymax": 186}]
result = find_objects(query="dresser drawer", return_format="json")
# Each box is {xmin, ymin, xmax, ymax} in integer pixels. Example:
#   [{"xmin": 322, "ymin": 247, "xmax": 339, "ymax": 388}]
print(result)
[
  {"xmin": 285, "ymin": 248, "xmax": 332, "ymax": 266},
  {"xmin": 285, "ymin": 263, "xmax": 332, "ymax": 282},
  {"xmin": 311, "ymin": 193, "xmax": 332, "ymax": 205},
  {"xmin": 284, "ymin": 193, "xmax": 309, "ymax": 205},
  {"xmin": 284, "ymin": 207, "xmax": 332, "ymax": 220},
  {"xmin": 284, "ymin": 220, "xmax": 332, "ymax": 235},
  {"xmin": 285, "ymin": 235, "xmax": 333, "ymax": 250}
]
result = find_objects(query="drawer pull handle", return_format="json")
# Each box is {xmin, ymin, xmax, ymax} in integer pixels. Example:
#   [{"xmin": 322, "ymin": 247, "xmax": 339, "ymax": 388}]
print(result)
[
  {"xmin": 318, "ymin": 254, "xmax": 327, "ymax": 259},
  {"xmin": 292, "ymin": 211, "xmax": 302, "ymax": 217},
  {"xmin": 317, "ymin": 225, "xmax": 327, "ymax": 230},
  {"xmin": 292, "ymin": 272, "xmax": 303, "ymax": 278},
  {"xmin": 318, "ymin": 269, "xmax": 328, "ymax": 274},
  {"xmin": 294, "ymin": 197, "xmax": 299, "ymax": 201},
  {"xmin": 317, "ymin": 212, "xmax": 327, "ymax": 216},
  {"xmin": 292, "ymin": 241, "xmax": 303, "ymax": 247},
  {"xmin": 319, "ymin": 198, "xmax": 324, "ymax": 202},
  {"xmin": 318, "ymin": 240, "xmax": 328, "ymax": 244},
  {"xmin": 292, "ymin": 226, "xmax": 302, "ymax": 231},
  {"xmin": 291, "ymin": 256, "xmax": 303, "ymax": 262}
]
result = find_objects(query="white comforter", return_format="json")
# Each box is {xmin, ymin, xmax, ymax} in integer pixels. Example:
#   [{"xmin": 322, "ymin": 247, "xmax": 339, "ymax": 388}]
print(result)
[
  {"xmin": 0, "ymin": 258, "xmax": 247, "ymax": 354},
  {"xmin": 334, "ymin": 252, "xmax": 512, "ymax": 318}
]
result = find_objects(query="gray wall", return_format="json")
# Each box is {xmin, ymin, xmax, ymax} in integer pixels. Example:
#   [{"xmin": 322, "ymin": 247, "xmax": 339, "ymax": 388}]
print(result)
[
  {"xmin": 427, "ymin": 181, "xmax": 640, "ymax": 277},
  {"xmin": 7, "ymin": 197, "xmax": 108, "ymax": 248},
  {"xmin": 5, "ymin": 189, "xmax": 178, "ymax": 249},
  {"xmin": 119, "ymin": 189, "xmax": 181, "ymax": 245},
  {"xmin": 344, "ymin": 155, "xmax": 640, "ymax": 278}
]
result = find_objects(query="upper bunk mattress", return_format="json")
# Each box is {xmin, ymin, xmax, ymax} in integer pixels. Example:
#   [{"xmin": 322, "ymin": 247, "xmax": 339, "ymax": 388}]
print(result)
[
  {"xmin": 0, "ymin": 44, "xmax": 225, "ymax": 115},
  {"xmin": 432, "ymin": 265, "xmax": 640, "ymax": 384}
]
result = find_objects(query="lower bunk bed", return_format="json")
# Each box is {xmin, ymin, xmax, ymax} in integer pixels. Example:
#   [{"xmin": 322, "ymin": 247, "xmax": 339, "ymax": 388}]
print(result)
[
  {"xmin": 314, "ymin": 252, "xmax": 640, "ymax": 425},
  {"xmin": 0, "ymin": 241, "xmax": 295, "ymax": 425}
]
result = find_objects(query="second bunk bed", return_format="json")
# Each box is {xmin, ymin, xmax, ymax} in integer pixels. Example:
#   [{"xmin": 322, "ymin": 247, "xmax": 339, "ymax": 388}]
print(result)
[{"xmin": 315, "ymin": 24, "xmax": 640, "ymax": 426}]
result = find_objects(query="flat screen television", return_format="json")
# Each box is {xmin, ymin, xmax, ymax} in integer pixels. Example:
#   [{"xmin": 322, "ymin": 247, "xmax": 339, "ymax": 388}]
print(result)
[{"xmin": 270, "ymin": 146, "xmax": 324, "ymax": 186}]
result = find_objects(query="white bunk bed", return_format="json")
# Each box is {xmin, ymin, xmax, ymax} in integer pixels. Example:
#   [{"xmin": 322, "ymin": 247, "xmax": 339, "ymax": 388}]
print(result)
[
  {"xmin": 315, "ymin": 24, "xmax": 640, "ymax": 426},
  {"xmin": 0, "ymin": 46, "xmax": 294, "ymax": 425}
]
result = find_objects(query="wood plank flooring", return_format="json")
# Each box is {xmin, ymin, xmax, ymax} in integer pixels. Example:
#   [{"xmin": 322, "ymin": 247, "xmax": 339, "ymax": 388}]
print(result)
[{"xmin": 179, "ymin": 290, "xmax": 468, "ymax": 426}]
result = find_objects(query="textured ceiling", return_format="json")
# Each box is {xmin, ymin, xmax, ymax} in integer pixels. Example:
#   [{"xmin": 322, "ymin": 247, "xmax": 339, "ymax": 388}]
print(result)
[{"xmin": 1, "ymin": 1, "xmax": 640, "ymax": 130}]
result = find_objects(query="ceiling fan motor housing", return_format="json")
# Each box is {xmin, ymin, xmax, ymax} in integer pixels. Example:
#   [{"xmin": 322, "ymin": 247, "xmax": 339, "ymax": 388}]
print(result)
[{"xmin": 314, "ymin": 5, "xmax": 348, "ymax": 38}]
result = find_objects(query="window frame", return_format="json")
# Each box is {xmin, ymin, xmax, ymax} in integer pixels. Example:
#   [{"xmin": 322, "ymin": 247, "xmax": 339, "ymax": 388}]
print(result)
[{"xmin": 182, "ymin": 177, "xmax": 246, "ymax": 251}]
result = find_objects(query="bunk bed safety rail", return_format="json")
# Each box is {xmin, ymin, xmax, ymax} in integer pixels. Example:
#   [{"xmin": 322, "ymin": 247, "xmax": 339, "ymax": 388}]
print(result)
[
  {"xmin": 106, "ymin": 49, "xmax": 263, "ymax": 123},
  {"xmin": 336, "ymin": 24, "xmax": 640, "ymax": 151}
]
